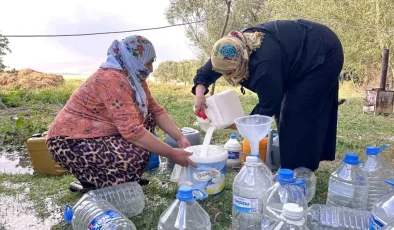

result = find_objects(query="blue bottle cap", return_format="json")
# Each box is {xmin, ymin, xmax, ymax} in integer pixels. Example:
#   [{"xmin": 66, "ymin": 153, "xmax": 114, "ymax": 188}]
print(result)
[
  {"xmin": 278, "ymin": 169, "xmax": 294, "ymax": 180},
  {"xmin": 343, "ymin": 153, "xmax": 361, "ymax": 165},
  {"xmin": 63, "ymin": 205, "xmax": 73, "ymax": 226},
  {"xmin": 385, "ymin": 180, "xmax": 394, "ymax": 187},
  {"xmin": 230, "ymin": 134, "xmax": 237, "ymax": 139},
  {"xmin": 366, "ymin": 146, "xmax": 379, "ymax": 155},
  {"xmin": 176, "ymin": 186, "xmax": 194, "ymax": 201}
]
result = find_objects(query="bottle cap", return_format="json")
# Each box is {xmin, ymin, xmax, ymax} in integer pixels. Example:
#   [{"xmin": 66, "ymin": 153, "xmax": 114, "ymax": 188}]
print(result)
[
  {"xmin": 176, "ymin": 185, "xmax": 194, "ymax": 201},
  {"xmin": 283, "ymin": 203, "xmax": 304, "ymax": 220},
  {"xmin": 63, "ymin": 205, "xmax": 73, "ymax": 226},
  {"xmin": 230, "ymin": 134, "xmax": 237, "ymax": 139},
  {"xmin": 197, "ymin": 111, "xmax": 208, "ymax": 120},
  {"xmin": 366, "ymin": 145, "xmax": 387, "ymax": 155},
  {"xmin": 246, "ymin": 156, "xmax": 258, "ymax": 163},
  {"xmin": 278, "ymin": 168, "xmax": 294, "ymax": 180},
  {"xmin": 343, "ymin": 153, "xmax": 361, "ymax": 165}
]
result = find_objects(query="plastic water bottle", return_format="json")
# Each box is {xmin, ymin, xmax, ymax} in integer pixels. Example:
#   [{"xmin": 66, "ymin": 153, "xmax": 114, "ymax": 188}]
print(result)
[
  {"xmin": 294, "ymin": 167, "xmax": 317, "ymax": 203},
  {"xmin": 360, "ymin": 145, "xmax": 394, "ymax": 210},
  {"xmin": 269, "ymin": 203, "xmax": 309, "ymax": 230},
  {"xmin": 64, "ymin": 195, "xmax": 136, "ymax": 230},
  {"xmin": 232, "ymin": 156, "xmax": 272, "ymax": 229},
  {"xmin": 264, "ymin": 169, "xmax": 308, "ymax": 223},
  {"xmin": 225, "ymin": 133, "xmax": 242, "ymax": 170},
  {"xmin": 326, "ymin": 153, "xmax": 369, "ymax": 210},
  {"xmin": 157, "ymin": 185, "xmax": 211, "ymax": 230},
  {"xmin": 369, "ymin": 180, "xmax": 394, "ymax": 230},
  {"xmin": 86, "ymin": 182, "xmax": 144, "ymax": 218},
  {"xmin": 306, "ymin": 204, "xmax": 370, "ymax": 230}
]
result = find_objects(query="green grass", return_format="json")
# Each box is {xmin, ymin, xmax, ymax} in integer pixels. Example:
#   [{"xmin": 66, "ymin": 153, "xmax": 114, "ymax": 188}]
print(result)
[{"xmin": 0, "ymin": 81, "xmax": 393, "ymax": 229}]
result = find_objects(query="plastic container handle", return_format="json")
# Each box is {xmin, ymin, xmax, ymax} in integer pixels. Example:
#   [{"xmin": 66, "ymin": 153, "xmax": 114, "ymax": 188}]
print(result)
[
  {"xmin": 192, "ymin": 188, "xmax": 209, "ymax": 200},
  {"xmin": 379, "ymin": 145, "xmax": 388, "ymax": 153}
]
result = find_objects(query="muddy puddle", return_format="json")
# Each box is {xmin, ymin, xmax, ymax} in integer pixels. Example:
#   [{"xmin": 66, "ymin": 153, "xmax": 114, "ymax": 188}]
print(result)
[{"xmin": 0, "ymin": 148, "xmax": 32, "ymax": 174}]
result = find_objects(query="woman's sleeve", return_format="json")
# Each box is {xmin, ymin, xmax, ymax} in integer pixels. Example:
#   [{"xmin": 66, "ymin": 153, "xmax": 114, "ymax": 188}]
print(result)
[
  {"xmin": 142, "ymin": 82, "xmax": 166, "ymax": 118},
  {"xmin": 94, "ymin": 72, "xmax": 147, "ymax": 142},
  {"xmin": 191, "ymin": 58, "xmax": 222, "ymax": 95}
]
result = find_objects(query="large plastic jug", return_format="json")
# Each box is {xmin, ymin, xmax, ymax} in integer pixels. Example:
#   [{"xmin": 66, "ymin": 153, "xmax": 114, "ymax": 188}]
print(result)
[
  {"xmin": 360, "ymin": 145, "xmax": 394, "ymax": 210},
  {"xmin": 369, "ymin": 180, "xmax": 394, "ymax": 230},
  {"xmin": 232, "ymin": 156, "xmax": 272, "ymax": 229},
  {"xmin": 264, "ymin": 169, "xmax": 308, "ymax": 223},
  {"xmin": 269, "ymin": 203, "xmax": 309, "ymax": 230},
  {"xmin": 26, "ymin": 132, "xmax": 66, "ymax": 175},
  {"xmin": 195, "ymin": 89, "xmax": 244, "ymax": 131},
  {"xmin": 326, "ymin": 153, "xmax": 369, "ymax": 210},
  {"xmin": 157, "ymin": 185, "xmax": 211, "ymax": 230}
]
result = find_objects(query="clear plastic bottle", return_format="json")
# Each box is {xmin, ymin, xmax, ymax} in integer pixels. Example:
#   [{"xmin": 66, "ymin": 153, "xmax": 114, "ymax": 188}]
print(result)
[
  {"xmin": 157, "ymin": 185, "xmax": 211, "ymax": 230},
  {"xmin": 294, "ymin": 167, "xmax": 317, "ymax": 203},
  {"xmin": 326, "ymin": 153, "xmax": 369, "ymax": 210},
  {"xmin": 225, "ymin": 133, "xmax": 242, "ymax": 170},
  {"xmin": 369, "ymin": 180, "xmax": 394, "ymax": 230},
  {"xmin": 306, "ymin": 204, "xmax": 370, "ymax": 230},
  {"xmin": 269, "ymin": 203, "xmax": 309, "ymax": 230},
  {"xmin": 233, "ymin": 156, "xmax": 272, "ymax": 230},
  {"xmin": 64, "ymin": 195, "xmax": 136, "ymax": 230},
  {"xmin": 264, "ymin": 169, "xmax": 308, "ymax": 223},
  {"xmin": 86, "ymin": 181, "xmax": 145, "ymax": 218},
  {"xmin": 360, "ymin": 145, "xmax": 394, "ymax": 210}
]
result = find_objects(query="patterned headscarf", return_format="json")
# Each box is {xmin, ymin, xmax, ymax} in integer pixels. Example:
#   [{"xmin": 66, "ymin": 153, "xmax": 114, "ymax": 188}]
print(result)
[
  {"xmin": 211, "ymin": 30, "xmax": 264, "ymax": 86},
  {"xmin": 101, "ymin": 35, "xmax": 156, "ymax": 118}
]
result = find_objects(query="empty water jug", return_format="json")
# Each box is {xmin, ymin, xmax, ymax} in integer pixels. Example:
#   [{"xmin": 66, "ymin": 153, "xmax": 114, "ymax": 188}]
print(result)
[
  {"xmin": 294, "ymin": 167, "xmax": 317, "ymax": 203},
  {"xmin": 195, "ymin": 89, "xmax": 244, "ymax": 131},
  {"xmin": 360, "ymin": 145, "xmax": 394, "ymax": 210},
  {"xmin": 326, "ymin": 153, "xmax": 369, "ymax": 210},
  {"xmin": 269, "ymin": 203, "xmax": 309, "ymax": 230},
  {"xmin": 86, "ymin": 182, "xmax": 144, "ymax": 218},
  {"xmin": 264, "ymin": 169, "xmax": 308, "ymax": 223},
  {"xmin": 306, "ymin": 204, "xmax": 370, "ymax": 230},
  {"xmin": 64, "ymin": 195, "xmax": 136, "ymax": 230},
  {"xmin": 369, "ymin": 180, "xmax": 394, "ymax": 230},
  {"xmin": 232, "ymin": 156, "xmax": 272, "ymax": 230},
  {"xmin": 157, "ymin": 185, "xmax": 211, "ymax": 230}
]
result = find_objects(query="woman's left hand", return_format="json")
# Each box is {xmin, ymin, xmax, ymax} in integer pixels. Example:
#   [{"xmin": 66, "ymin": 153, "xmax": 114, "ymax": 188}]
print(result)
[{"xmin": 177, "ymin": 136, "xmax": 191, "ymax": 149}]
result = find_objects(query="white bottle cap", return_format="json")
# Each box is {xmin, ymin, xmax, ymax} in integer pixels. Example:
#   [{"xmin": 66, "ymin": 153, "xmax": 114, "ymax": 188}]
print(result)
[
  {"xmin": 283, "ymin": 203, "xmax": 304, "ymax": 220},
  {"xmin": 246, "ymin": 156, "xmax": 258, "ymax": 163}
]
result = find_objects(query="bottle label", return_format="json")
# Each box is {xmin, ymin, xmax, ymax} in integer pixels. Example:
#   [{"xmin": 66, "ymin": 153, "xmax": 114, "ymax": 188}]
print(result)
[
  {"xmin": 233, "ymin": 194, "xmax": 259, "ymax": 214},
  {"xmin": 88, "ymin": 210, "xmax": 122, "ymax": 230},
  {"xmin": 368, "ymin": 214, "xmax": 385, "ymax": 230},
  {"xmin": 228, "ymin": 151, "xmax": 240, "ymax": 159}
]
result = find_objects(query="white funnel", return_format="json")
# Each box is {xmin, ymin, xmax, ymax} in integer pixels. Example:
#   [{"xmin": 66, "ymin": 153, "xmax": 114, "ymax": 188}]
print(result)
[{"xmin": 234, "ymin": 115, "xmax": 273, "ymax": 155}]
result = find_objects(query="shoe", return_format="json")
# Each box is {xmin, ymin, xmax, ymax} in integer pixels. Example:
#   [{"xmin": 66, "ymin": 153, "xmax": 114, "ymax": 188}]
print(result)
[
  {"xmin": 138, "ymin": 178, "xmax": 150, "ymax": 186},
  {"xmin": 69, "ymin": 181, "xmax": 96, "ymax": 194}
]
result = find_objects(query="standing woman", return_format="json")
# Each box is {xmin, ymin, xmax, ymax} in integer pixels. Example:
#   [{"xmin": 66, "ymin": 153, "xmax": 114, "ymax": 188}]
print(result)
[
  {"xmin": 192, "ymin": 19, "xmax": 344, "ymax": 171},
  {"xmin": 47, "ymin": 35, "xmax": 196, "ymax": 192}
]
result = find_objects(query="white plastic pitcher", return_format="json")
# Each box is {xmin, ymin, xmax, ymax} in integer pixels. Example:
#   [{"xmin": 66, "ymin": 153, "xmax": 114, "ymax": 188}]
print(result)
[{"xmin": 195, "ymin": 89, "xmax": 244, "ymax": 131}]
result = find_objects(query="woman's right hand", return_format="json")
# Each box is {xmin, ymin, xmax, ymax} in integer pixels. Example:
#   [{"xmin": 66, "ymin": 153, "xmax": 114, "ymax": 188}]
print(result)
[
  {"xmin": 194, "ymin": 95, "xmax": 207, "ymax": 115},
  {"xmin": 170, "ymin": 148, "xmax": 198, "ymax": 168}
]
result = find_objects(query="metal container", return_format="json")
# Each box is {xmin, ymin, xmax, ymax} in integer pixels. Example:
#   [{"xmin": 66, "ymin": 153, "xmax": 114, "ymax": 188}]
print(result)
[{"xmin": 165, "ymin": 127, "xmax": 202, "ymax": 168}]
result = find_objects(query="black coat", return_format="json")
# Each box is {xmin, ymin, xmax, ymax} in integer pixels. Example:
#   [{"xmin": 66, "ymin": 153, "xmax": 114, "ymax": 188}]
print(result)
[{"xmin": 192, "ymin": 19, "xmax": 344, "ymax": 171}]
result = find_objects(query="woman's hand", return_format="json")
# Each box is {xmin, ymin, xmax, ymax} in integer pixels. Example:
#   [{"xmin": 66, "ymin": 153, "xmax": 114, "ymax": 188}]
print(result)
[
  {"xmin": 177, "ymin": 136, "xmax": 191, "ymax": 149},
  {"xmin": 194, "ymin": 85, "xmax": 207, "ymax": 115},
  {"xmin": 170, "ymin": 148, "xmax": 198, "ymax": 168}
]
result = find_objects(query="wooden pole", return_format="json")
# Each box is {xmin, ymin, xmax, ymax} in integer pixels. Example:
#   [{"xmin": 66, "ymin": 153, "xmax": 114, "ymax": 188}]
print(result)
[
  {"xmin": 210, "ymin": 0, "xmax": 232, "ymax": 96},
  {"xmin": 380, "ymin": 48, "xmax": 389, "ymax": 90}
]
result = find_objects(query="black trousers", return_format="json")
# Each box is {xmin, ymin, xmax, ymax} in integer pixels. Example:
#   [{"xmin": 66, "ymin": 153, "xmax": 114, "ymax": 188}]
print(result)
[{"xmin": 278, "ymin": 26, "xmax": 344, "ymax": 171}]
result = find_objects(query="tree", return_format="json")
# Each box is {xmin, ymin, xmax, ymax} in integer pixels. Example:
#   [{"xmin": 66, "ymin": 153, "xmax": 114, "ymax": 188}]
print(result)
[{"xmin": 0, "ymin": 32, "xmax": 11, "ymax": 71}]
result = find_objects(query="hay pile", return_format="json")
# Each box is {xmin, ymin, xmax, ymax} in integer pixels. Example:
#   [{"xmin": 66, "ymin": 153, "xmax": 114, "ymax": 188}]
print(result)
[{"xmin": 0, "ymin": 69, "xmax": 64, "ymax": 89}]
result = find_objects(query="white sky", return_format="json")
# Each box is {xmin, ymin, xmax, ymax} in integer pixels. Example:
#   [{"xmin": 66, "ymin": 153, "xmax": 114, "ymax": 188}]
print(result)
[{"xmin": 0, "ymin": 0, "xmax": 195, "ymax": 74}]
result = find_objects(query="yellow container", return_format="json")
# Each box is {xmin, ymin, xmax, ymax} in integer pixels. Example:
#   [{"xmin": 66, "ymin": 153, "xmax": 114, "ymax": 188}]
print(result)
[
  {"xmin": 242, "ymin": 138, "xmax": 268, "ymax": 163},
  {"xmin": 26, "ymin": 132, "xmax": 67, "ymax": 175}
]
